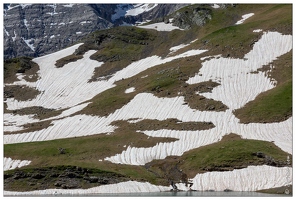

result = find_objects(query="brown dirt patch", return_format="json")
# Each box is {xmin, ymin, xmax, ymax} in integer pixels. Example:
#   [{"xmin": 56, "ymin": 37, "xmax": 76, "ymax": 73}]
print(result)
[{"xmin": 4, "ymin": 85, "xmax": 40, "ymax": 102}]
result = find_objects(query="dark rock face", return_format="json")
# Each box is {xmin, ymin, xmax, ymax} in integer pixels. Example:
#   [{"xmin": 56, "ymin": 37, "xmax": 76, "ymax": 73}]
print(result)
[
  {"xmin": 4, "ymin": 4, "xmax": 113, "ymax": 60},
  {"xmin": 4, "ymin": 3, "xmax": 189, "ymax": 60},
  {"xmin": 4, "ymin": 165, "xmax": 130, "ymax": 191}
]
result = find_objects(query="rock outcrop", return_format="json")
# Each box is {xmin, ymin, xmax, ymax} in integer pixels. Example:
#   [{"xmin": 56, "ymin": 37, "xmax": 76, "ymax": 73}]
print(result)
[{"xmin": 3, "ymin": 4, "xmax": 113, "ymax": 59}]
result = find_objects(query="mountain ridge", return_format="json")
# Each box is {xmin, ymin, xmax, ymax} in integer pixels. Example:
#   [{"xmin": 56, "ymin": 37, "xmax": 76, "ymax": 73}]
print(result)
[{"xmin": 3, "ymin": 3, "xmax": 188, "ymax": 59}]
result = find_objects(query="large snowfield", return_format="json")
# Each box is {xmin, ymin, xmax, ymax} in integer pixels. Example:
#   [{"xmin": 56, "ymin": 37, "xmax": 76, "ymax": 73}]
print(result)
[{"xmin": 3, "ymin": 15, "xmax": 293, "ymax": 194}]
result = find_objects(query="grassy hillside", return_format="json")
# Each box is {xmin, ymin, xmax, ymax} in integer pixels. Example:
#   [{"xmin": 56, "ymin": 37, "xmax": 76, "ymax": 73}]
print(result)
[{"xmin": 3, "ymin": 4, "xmax": 292, "ymax": 193}]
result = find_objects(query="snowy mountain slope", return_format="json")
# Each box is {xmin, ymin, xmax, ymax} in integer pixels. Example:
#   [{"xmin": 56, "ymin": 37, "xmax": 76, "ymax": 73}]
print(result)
[{"xmin": 3, "ymin": 4, "xmax": 292, "ymax": 194}]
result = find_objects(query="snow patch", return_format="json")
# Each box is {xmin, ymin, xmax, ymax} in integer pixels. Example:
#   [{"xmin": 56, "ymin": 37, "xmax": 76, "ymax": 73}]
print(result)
[
  {"xmin": 46, "ymin": 4, "xmax": 58, "ymax": 16},
  {"xmin": 23, "ymin": 19, "xmax": 29, "ymax": 29},
  {"xmin": 80, "ymin": 21, "xmax": 91, "ymax": 25},
  {"xmin": 50, "ymin": 35, "xmax": 55, "ymax": 39},
  {"xmin": 5, "ymin": 44, "xmax": 116, "ymax": 111},
  {"xmin": 125, "ymin": 87, "xmax": 135, "ymax": 93},
  {"xmin": 139, "ymin": 22, "xmax": 183, "ymax": 31},
  {"xmin": 253, "ymin": 29, "xmax": 263, "ymax": 32},
  {"xmin": 212, "ymin": 4, "xmax": 220, "ymax": 9},
  {"xmin": 20, "ymin": 4, "xmax": 32, "ymax": 9},
  {"xmin": 200, "ymin": 54, "xmax": 222, "ymax": 61},
  {"xmin": 169, "ymin": 39, "xmax": 198, "ymax": 54},
  {"xmin": 169, "ymin": 44, "xmax": 190, "ymax": 53},
  {"xmin": 7, "ymin": 4, "xmax": 20, "ymax": 10},
  {"xmin": 63, "ymin": 4, "xmax": 75, "ymax": 7},
  {"xmin": 22, "ymin": 38, "xmax": 35, "ymax": 51},
  {"xmin": 4, "ymin": 181, "xmax": 170, "ymax": 195},
  {"xmin": 125, "ymin": 4, "xmax": 158, "ymax": 16},
  {"xmin": 235, "ymin": 13, "xmax": 254, "ymax": 25},
  {"xmin": 3, "ymin": 157, "xmax": 31, "ymax": 171},
  {"xmin": 111, "ymin": 4, "xmax": 134, "ymax": 21},
  {"xmin": 12, "ymin": 30, "xmax": 17, "ymax": 41},
  {"xmin": 176, "ymin": 165, "xmax": 292, "ymax": 191},
  {"xmin": 76, "ymin": 32, "xmax": 82, "ymax": 34},
  {"xmin": 45, "ymin": 102, "xmax": 91, "ymax": 121},
  {"xmin": 4, "ymin": 28, "xmax": 10, "ymax": 36}
]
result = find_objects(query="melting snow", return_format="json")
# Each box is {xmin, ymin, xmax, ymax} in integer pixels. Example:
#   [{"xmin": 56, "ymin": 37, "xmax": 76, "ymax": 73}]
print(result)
[
  {"xmin": 46, "ymin": 4, "xmax": 58, "ymax": 16},
  {"xmin": 253, "ymin": 29, "xmax": 263, "ymax": 32},
  {"xmin": 212, "ymin": 4, "xmax": 220, "ymax": 9},
  {"xmin": 20, "ymin": 4, "xmax": 32, "ymax": 9},
  {"xmin": 3, "ymin": 113, "xmax": 39, "ymax": 132},
  {"xmin": 22, "ymin": 38, "xmax": 35, "ymax": 51},
  {"xmin": 111, "ymin": 4, "xmax": 134, "ymax": 21},
  {"xmin": 23, "ymin": 19, "xmax": 29, "ymax": 29},
  {"xmin": 7, "ymin": 4, "xmax": 20, "ymax": 10},
  {"xmin": 3, "ymin": 157, "xmax": 31, "ymax": 171},
  {"xmin": 139, "ymin": 22, "xmax": 183, "ymax": 31},
  {"xmin": 235, "ymin": 13, "xmax": 254, "ymax": 25},
  {"xmin": 4, "ymin": 181, "xmax": 170, "ymax": 195},
  {"xmin": 176, "ymin": 165, "xmax": 292, "ymax": 191},
  {"xmin": 125, "ymin": 87, "xmax": 135, "ymax": 93},
  {"xmin": 169, "ymin": 39, "xmax": 198, "ymax": 54},
  {"xmin": 125, "ymin": 4, "xmax": 158, "ymax": 16},
  {"xmin": 63, "ymin": 4, "xmax": 75, "ymax": 7},
  {"xmin": 4, "ymin": 28, "xmax": 10, "ymax": 36},
  {"xmin": 80, "ymin": 21, "xmax": 91, "ymax": 25},
  {"xmin": 12, "ymin": 30, "xmax": 17, "ymax": 41}
]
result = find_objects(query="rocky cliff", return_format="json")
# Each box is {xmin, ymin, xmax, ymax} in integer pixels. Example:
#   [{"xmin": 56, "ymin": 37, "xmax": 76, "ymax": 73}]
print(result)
[{"xmin": 3, "ymin": 3, "xmax": 188, "ymax": 60}]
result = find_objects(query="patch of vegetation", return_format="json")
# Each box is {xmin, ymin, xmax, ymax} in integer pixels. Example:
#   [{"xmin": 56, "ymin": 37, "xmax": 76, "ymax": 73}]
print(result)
[
  {"xmin": 78, "ymin": 84, "xmax": 134, "ymax": 116},
  {"xmin": 112, "ymin": 118, "xmax": 214, "ymax": 131},
  {"xmin": 233, "ymin": 80, "xmax": 292, "ymax": 123},
  {"xmin": 55, "ymin": 54, "xmax": 83, "ymax": 68},
  {"xmin": 4, "ymin": 123, "xmax": 178, "ymax": 189},
  {"xmin": 4, "ymin": 85, "xmax": 40, "ymax": 102},
  {"xmin": 234, "ymin": 50, "xmax": 292, "ymax": 124},
  {"xmin": 5, "ymin": 106, "xmax": 63, "ymax": 120},
  {"xmin": 147, "ymin": 134, "xmax": 291, "ymax": 179},
  {"xmin": 4, "ymin": 125, "xmax": 176, "ymax": 169},
  {"xmin": 4, "ymin": 57, "xmax": 40, "ymax": 83}
]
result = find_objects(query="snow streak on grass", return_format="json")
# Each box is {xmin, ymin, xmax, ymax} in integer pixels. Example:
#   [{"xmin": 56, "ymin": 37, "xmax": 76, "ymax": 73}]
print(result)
[
  {"xmin": 235, "ymin": 13, "xmax": 254, "ymax": 25},
  {"xmin": 138, "ymin": 22, "xmax": 184, "ymax": 31},
  {"xmin": 187, "ymin": 32, "xmax": 292, "ymax": 110},
  {"xmin": 3, "ymin": 157, "xmax": 31, "ymax": 171}
]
